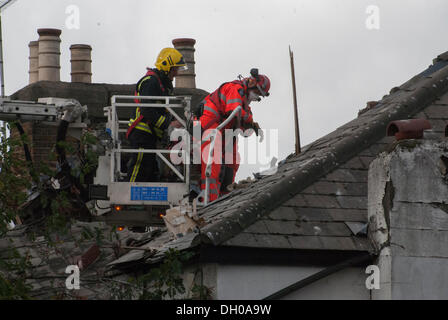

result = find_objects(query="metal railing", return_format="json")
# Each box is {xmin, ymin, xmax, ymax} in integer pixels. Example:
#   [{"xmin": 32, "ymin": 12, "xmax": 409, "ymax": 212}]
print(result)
[
  {"xmin": 201, "ymin": 106, "xmax": 242, "ymax": 205},
  {"xmin": 108, "ymin": 95, "xmax": 191, "ymax": 187}
]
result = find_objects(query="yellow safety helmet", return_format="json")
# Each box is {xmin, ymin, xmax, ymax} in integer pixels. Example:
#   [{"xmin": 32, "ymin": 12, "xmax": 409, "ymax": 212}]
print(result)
[{"xmin": 155, "ymin": 48, "xmax": 187, "ymax": 73}]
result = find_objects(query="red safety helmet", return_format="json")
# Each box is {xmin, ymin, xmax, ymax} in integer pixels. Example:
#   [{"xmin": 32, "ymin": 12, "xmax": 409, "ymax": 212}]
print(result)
[{"xmin": 245, "ymin": 68, "xmax": 270, "ymax": 97}]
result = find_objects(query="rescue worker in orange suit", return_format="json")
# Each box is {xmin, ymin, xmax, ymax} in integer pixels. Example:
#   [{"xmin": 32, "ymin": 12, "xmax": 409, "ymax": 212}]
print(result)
[
  {"xmin": 199, "ymin": 69, "xmax": 270, "ymax": 202},
  {"xmin": 126, "ymin": 48, "xmax": 186, "ymax": 182}
]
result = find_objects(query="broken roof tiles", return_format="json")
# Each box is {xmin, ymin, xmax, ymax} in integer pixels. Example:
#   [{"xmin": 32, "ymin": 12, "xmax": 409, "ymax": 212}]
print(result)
[
  {"xmin": 7, "ymin": 50, "xmax": 448, "ymax": 280},
  {"xmin": 107, "ymin": 50, "xmax": 448, "ymax": 269}
]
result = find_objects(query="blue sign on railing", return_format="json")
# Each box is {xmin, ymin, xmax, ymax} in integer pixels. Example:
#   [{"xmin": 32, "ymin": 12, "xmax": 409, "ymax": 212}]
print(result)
[{"xmin": 131, "ymin": 186, "xmax": 168, "ymax": 201}]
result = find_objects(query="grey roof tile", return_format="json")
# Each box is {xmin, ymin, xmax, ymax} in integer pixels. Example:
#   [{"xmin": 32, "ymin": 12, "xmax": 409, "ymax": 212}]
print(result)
[
  {"xmin": 223, "ymin": 233, "xmax": 291, "ymax": 249},
  {"xmin": 434, "ymin": 91, "xmax": 448, "ymax": 105},
  {"xmin": 263, "ymin": 220, "xmax": 302, "ymax": 235},
  {"xmin": 263, "ymin": 220, "xmax": 352, "ymax": 237},
  {"xmin": 301, "ymin": 195, "xmax": 341, "ymax": 209},
  {"xmin": 359, "ymin": 143, "xmax": 389, "ymax": 157},
  {"xmin": 323, "ymin": 168, "xmax": 368, "ymax": 183},
  {"xmin": 336, "ymin": 196, "xmax": 368, "ymax": 210},
  {"xmin": 303, "ymin": 181, "xmax": 337, "ymax": 195},
  {"xmin": 308, "ymin": 181, "xmax": 367, "ymax": 197},
  {"xmin": 359, "ymin": 156, "xmax": 376, "ymax": 169},
  {"xmin": 222, "ymin": 232, "xmax": 258, "ymax": 247},
  {"xmin": 286, "ymin": 235, "xmax": 325, "ymax": 250},
  {"xmin": 319, "ymin": 236, "xmax": 372, "ymax": 251},
  {"xmin": 283, "ymin": 194, "xmax": 308, "ymax": 207},
  {"xmin": 294, "ymin": 208, "xmax": 367, "ymax": 223},
  {"xmin": 301, "ymin": 184, "xmax": 316, "ymax": 194},
  {"xmin": 340, "ymin": 157, "xmax": 366, "ymax": 170},
  {"xmin": 414, "ymin": 111, "xmax": 427, "ymax": 118},
  {"xmin": 240, "ymin": 220, "xmax": 270, "ymax": 234},
  {"xmin": 295, "ymin": 208, "xmax": 333, "ymax": 222},
  {"xmin": 345, "ymin": 222, "xmax": 368, "ymax": 235},
  {"xmin": 328, "ymin": 209, "xmax": 367, "ymax": 222},
  {"xmin": 424, "ymin": 105, "xmax": 448, "ymax": 119},
  {"xmin": 340, "ymin": 183, "xmax": 368, "ymax": 197},
  {"xmin": 286, "ymin": 235, "xmax": 372, "ymax": 251},
  {"xmin": 267, "ymin": 206, "xmax": 298, "ymax": 220},
  {"xmin": 425, "ymin": 118, "xmax": 447, "ymax": 131}
]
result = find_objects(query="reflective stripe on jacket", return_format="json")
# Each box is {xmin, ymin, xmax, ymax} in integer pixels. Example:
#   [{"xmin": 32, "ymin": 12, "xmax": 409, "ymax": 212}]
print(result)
[
  {"xmin": 127, "ymin": 69, "xmax": 169, "ymax": 139},
  {"xmin": 200, "ymin": 81, "xmax": 253, "ymax": 130}
]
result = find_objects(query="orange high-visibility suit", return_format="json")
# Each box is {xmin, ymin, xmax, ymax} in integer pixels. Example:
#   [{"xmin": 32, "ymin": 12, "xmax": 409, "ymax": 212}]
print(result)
[{"xmin": 199, "ymin": 80, "xmax": 254, "ymax": 202}]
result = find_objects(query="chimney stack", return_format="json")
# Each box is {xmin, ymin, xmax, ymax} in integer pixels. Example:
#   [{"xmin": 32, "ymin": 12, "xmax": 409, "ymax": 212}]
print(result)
[
  {"xmin": 28, "ymin": 41, "xmax": 39, "ymax": 84},
  {"xmin": 70, "ymin": 44, "xmax": 92, "ymax": 83},
  {"xmin": 172, "ymin": 38, "xmax": 196, "ymax": 88},
  {"xmin": 37, "ymin": 28, "xmax": 61, "ymax": 81}
]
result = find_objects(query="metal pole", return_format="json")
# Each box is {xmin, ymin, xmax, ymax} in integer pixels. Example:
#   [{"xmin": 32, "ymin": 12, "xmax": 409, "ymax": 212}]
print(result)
[
  {"xmin": 0, "ymin": 13, "xmax": 5, "ymax": 97},
  {"xmin": 0, "ymin": 0, "xmax": 17, "ymax": 137},
  {"xmin": 0, "ymin": 0, "xmax": 16, "ymax": 97},
  {"xmin": 0, "ymin": 9, "xmax": 5, "ymax": 140},
  {"xmin": 289, "ymin": 46, "xmax": 301, "ymax": 155},
  {"xmin": 202, "ymin": 106, "xmax": 242, "ymax": 205}
]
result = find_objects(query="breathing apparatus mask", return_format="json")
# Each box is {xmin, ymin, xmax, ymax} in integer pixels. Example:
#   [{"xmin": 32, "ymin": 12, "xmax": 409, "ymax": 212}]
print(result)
[{"xmin": 248, "ymin": 90, "xmax": 262, "ymax": 103}]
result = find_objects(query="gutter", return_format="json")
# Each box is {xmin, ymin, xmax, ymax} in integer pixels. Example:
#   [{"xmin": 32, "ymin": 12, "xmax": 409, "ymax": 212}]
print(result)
[{"xmin": 262, "ymin": 252, "xmax": 373, "ymax": 300}]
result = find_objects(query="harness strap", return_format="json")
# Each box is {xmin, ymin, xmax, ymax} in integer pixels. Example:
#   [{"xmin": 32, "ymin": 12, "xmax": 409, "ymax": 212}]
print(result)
[{"xmin": 127, "ymin": 69, "xmax": 165, "ymax": 138}]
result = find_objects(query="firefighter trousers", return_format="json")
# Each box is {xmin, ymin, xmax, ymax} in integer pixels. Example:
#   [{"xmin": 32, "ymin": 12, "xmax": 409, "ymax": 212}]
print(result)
[
  {"xmin": 200, "ymin": 124, "xmax": 240, "ymax": 202},
  {"xmin": 126, "ymin": 129, "xmax": 159, "ymax": 182}
]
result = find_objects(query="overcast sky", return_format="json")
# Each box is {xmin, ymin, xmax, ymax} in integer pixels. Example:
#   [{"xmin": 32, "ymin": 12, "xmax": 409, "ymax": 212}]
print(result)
[{"xmin": 3, "ymin": 0, "xmax": 448, "ymax": 181}]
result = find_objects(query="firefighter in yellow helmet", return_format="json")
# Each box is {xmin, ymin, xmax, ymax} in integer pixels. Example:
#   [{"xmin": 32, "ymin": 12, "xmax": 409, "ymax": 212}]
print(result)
[{"xmin": 126, "ymin": 48, "xmax": 186, "ymax": 182}]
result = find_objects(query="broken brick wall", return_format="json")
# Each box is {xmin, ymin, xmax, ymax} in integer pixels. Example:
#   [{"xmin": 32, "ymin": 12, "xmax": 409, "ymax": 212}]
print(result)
[
  {"xmin": 9, "ymin": 121, "xmax": 58, "ymax": 169},
  {"xmin": 368, "ymin": 140, "xmax": 448, "ymax": 299}
]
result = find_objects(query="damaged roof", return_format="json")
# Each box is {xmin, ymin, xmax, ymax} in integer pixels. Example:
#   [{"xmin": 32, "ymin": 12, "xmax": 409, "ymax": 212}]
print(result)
[
  {"xmin": 0, "ymin": 221, "xmax": 130, "ymax": 299},
  {"xmin": 109, "ymin": 50, "xmax": 448, "ymax": 268},
  {"xmin": 5, "ymin": 51, "xmax": 448, "ymax": 293}
]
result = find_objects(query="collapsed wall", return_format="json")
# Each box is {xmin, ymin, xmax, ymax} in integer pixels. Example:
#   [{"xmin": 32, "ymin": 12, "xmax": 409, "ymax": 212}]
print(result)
[{"xmin": 368, "ymin": 139, "xmax": 448, "ymax": 299}]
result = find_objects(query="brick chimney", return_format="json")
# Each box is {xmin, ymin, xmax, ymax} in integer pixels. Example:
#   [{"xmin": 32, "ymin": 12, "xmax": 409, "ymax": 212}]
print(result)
[
  {"xmin": 28, "ymin": 41, "xmax": 38, "ymax": 84},
  {"xmin": 37, "ymin": 28, "xmax": 61, "ymax": 81},
  {"xmin": 172, "ymin": 38, "xmax": 196, "ymax": 88},
  {"xmin": 70, "ymin": 44, "xmax": 92, "ymax": 83}
]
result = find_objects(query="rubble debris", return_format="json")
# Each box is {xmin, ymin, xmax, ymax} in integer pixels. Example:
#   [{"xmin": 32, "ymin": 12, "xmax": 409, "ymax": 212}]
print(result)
[
  {"xmin": 227, "ymin": 177, "xmax": 254, "ymax": 191},
  {"xmin": 77, "ymin": 244, "xmax": 100, "ymax": 270},
  {"xmin": 358, "ymin": 101, "xmax": 379, "ymax": 116},
  {"xmin": 163, "ymin": 201, "xmax": 204, "ymax": 239}
]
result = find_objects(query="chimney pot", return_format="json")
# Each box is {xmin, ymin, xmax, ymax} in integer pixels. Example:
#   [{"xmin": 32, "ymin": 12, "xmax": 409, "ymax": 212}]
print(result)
[
  {"xmin": 37, "ymin": 28, "xmax": 61, "ymax": 82},
  {"xmin": 172, "ymin": 38, "xmax": 196, "ymax": 47},
  {"xmin": 28, "ymin": 41, "xmax": 39, "ymax": 84},
  {"xmin": 172, "ymin": 38, "xmax": 196, "ymax": 89},
  {"xmin": 70, "ymin": 44, "xmax": 92, "ymax": 83},
  {"xmin": 37, "ymin": 28, "xmax": 62, "ymax": 37}
]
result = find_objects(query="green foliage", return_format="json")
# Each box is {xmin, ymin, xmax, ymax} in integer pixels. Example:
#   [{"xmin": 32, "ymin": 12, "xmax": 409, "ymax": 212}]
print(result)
[
  {"xmin": 0, "ymin": 123, "xmax": 207, "ymax": 301},
  {"xmin": 0, "ymin": 122, "xmax": 103, "ymax": 299},
  {"xmin": 190, "ymin": 283, "xmax": 213, "ymax": 300},
  {"xmin": 107, "ymin": 249, "xmax": 199, "ymax": 300},
  {"xmin": 137, "ymin": 249, "xmax": 194, "ymax": 300},
  {"xmin": 0, "ymin": 123, "xmax": 32, "ymax": 235},
  {"xmin": 79, "ymin": 131, "xmax": 100, "ymax": 184},
  {"xmin": 0, "ymin": 247, "xmax": 32, "ymax": 300}
]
